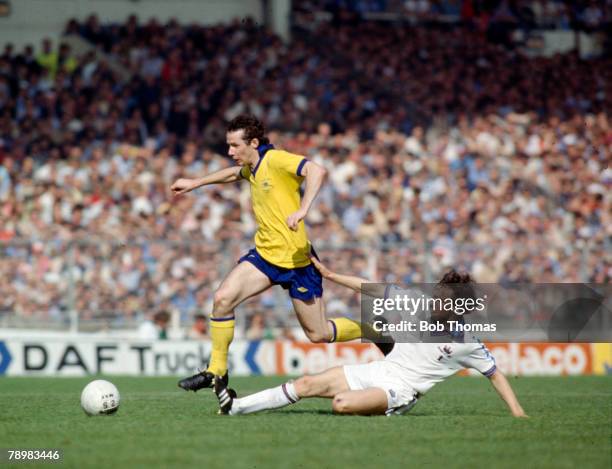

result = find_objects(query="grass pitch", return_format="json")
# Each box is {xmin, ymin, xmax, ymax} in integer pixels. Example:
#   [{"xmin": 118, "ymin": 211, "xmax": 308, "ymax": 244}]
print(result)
[{"xmin": 1, "ymin": 375, "xmax": 610, "ymax": 469}]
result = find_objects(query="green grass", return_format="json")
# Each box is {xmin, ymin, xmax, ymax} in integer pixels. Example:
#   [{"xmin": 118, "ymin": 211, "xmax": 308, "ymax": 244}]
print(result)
[{"xmin": 1, "ymin": 376, "xmax": 611, "ymax": 469}]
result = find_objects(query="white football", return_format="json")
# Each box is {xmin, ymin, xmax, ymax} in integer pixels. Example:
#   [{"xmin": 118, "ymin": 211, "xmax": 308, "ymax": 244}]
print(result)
[{"xmin": 80, "ymin": 380, "xmax": 120, "ymax": 416}]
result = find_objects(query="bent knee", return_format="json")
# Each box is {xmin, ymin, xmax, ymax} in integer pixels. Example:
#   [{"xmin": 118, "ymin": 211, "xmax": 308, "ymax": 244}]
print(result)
[
  {"xmin": 213, "ymin": 288, "xmax": 237, "ymax": 313},
  {"xmin": 332, "ymin": 395, "xmax": 351, "ymax": 414}
]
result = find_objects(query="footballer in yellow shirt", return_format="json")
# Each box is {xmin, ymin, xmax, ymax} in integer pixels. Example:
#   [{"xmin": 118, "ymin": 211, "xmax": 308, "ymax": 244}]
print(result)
[
  {"xmin": 238, "ymin": 146, "xmax": 311, "ymax": 269},
  {"xmin": 170, "ymin": 115, "xmax": 387, "ymax": 391}
]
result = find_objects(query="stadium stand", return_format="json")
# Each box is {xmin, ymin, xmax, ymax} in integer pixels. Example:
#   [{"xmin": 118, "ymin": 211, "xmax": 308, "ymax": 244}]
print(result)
[{"xmin": 0, "ymin": 7, "xmax": 609, "ymax": 332}]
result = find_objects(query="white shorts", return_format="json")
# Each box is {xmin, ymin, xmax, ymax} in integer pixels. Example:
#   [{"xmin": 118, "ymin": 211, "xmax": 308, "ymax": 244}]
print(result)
[{"xmin": 343, "ymin": 361, "xmax": 419, "ymax": 416}]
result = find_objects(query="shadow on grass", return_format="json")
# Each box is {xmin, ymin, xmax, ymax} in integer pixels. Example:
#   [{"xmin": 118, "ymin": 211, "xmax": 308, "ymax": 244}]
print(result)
[
  {"xmin": 277, "ymin": 409, "xmax": 333, "ymax": 416},
  {"xmin": 275, "ymin": 408, "xmax": 511, "ymax": 418},
  {"xmin": 276, "ymin": 409, "xmax": 437, "ymax": 417}
]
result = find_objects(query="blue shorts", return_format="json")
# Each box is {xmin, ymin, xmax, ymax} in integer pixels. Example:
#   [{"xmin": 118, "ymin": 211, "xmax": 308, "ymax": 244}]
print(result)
[{"xmin": 238, "ymin": 248, "xmax": 323, "ymax": 301}]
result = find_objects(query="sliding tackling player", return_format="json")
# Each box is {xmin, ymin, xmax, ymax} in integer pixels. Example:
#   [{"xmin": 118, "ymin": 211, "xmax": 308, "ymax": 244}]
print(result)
[{"xmin": 214, "ymin": 258, "xmax": 527, "ymax": 417}]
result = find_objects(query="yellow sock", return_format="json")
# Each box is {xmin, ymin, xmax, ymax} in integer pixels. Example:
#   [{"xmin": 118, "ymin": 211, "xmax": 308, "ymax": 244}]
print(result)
[
  {"xmin": 329, "ymin": 317, "xmax": 383, "ymax": 343},
  {"xmin": 208, "ymin": 316, "xmax": 235, "ymax": 376}
]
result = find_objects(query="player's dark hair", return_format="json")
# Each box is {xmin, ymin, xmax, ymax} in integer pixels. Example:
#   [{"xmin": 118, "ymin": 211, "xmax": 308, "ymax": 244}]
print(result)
[
  {"xmin": 227, "ymin": 114, "xmax": 269, "ymax": 145},
  {"xmin": 438, "ymin": 270, "xmax": 473, "ymax": 285},
  {"xmin": 436, "ymin": 269, "xmax": 477, "ymax": 314}
]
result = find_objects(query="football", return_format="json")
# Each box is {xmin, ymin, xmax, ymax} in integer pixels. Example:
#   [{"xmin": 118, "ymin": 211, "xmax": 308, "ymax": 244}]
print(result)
[{"xmin": 80, "ymin": 380, "xmax": 121, "ymax": 416}]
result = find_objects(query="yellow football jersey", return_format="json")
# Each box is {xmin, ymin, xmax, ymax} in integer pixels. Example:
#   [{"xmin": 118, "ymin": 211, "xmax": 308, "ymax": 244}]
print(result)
[{"xmin": 240, "ymin": 147, "xmax": 311, "ymax": 268}]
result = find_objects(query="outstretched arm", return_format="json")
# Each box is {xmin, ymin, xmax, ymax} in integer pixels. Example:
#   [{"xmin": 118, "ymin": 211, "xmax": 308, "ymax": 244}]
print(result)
[
  {"xmin": 310, "ymin": 256, "xmax": 387, "ymax": 297},
  {"xmin": 488, "ymin": 370, "xmax": 528, "ymax": 417},
  {"xmin": 170, "ymin": 166, "xmax": 243, "ymax": 195},
  {"xmin": 287, "ymin": 161, "xmax": 327, "ymax": 231}
]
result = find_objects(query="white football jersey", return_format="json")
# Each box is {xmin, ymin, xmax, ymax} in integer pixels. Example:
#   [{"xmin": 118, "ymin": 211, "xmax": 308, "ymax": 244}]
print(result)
[
  {"xmin": 380, "ymin": 284, "xmax": 497, "ymax": 395},
  {"xmin": 384, "ymin": 341, "xmax": 497, "ymax": 395}
]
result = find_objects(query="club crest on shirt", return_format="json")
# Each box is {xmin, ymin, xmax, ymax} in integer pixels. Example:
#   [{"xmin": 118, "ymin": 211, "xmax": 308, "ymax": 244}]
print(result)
[
  {"xmin": 437, "ymin": 345, "xmax": 453, "ymax": 361},
  {"xmin": 260, "ymin": 178, "xmax": 273, "ymax": 192}
]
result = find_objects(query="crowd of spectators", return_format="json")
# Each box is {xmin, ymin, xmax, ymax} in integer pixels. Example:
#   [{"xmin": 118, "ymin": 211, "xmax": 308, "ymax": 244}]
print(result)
[{"xmin": 0, "ymin": 14, "xmax": 609, "ymax": 333}]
